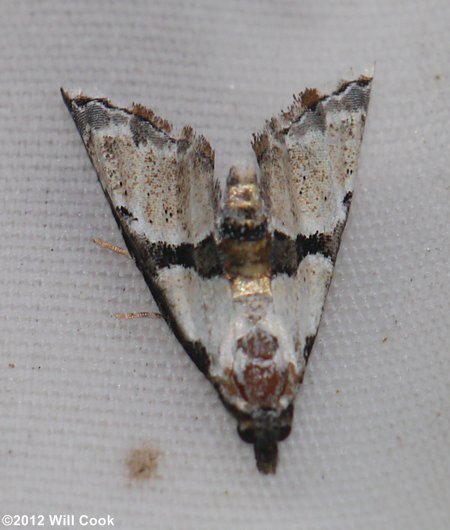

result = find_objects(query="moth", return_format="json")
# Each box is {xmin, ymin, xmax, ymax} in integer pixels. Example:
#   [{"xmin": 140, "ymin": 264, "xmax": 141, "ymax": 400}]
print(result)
[{"xmin": 62, "ymin": 74, "xmax": 372, "ymax": 473}]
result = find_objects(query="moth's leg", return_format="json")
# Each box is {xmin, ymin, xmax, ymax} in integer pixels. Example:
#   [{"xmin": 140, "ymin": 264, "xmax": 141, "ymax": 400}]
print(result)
[
  {"xmin": 114, "ymin": 312, "xmax": 162, "ymax": 320},
  {"xmin": 93, "ymin": 240, "xmax": 161, "ymax": 320},
  {"xmin": 93, "ymin": 238, "xmax": 130, "ymax": 258}
]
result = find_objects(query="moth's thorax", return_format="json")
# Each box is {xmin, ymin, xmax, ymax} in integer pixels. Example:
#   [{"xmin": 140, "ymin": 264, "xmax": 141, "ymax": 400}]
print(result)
[{"xmin": 220, "ymin": 167, "xmax": 271, "ymax": 292}]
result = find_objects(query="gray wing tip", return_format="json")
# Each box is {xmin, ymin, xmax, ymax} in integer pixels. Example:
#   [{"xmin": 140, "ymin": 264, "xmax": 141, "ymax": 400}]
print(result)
[
  {"xmin": 288, "ymin": 73, "xmax": 373, "ymax": 120},
  {"xmin": 60, "ymin": 89, "xmax": 175, "ymax": 138},
  {"xmin": 253, "ymin": 72, "xmax": 374, "ymax": 144},
  {"xmin": 336, "ymin": 73, "xmax": 373, "ymax": 95},
  {"xmin": 60, "ymin": 88, "xmax": 113, "ymax": 110}
]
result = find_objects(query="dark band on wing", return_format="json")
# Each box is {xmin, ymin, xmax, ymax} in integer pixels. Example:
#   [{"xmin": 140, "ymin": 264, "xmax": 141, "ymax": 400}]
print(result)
[
  {"xmin": 296, "ymin": 228, "xmax": 342, "ymax": 263},
  {"xmin": 271, "ymin": 225, "xmax": 344, "ymax": 276},
  {"xmin": 146, "ymin": 235, "xmax": 222, "ymax": 278},
  {"xmin": 114, "ymin": 201, "xmax": 341, "ymax": 281},
  {"xmin": 124, "ymin": 226, "xmax": 340, "ymax": 279},
  {"xmin": 271, "ymin": 231, "xmax": 297, "ymax": 275}
]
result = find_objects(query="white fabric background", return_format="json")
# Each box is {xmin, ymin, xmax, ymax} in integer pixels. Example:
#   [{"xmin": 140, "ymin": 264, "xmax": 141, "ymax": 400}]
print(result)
[{"xmin": 1, "ymin": 1, "xmax": 449, "ymax": 529}]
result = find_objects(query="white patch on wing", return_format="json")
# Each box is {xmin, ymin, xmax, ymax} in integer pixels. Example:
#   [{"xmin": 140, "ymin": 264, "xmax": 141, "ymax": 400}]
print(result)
[
  {"xmin": 156, "ymin": 266, "xmax": 233, "ymax": 363},
  {"xmin": 272, "ymin": 254, "xmax": 334, "ymax": 362}
]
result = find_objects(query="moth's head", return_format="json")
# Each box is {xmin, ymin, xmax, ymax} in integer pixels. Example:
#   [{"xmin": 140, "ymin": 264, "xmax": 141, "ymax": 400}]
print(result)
[
  {"xmin": 226, "ymin": 165, "xmax": 258, "ymax": 186},
  {"xmin": 237, "ymin": 406, "xmax": 293, "ymax": 474},
  {"xmin": 223, "ymin": 166, "xmax": 265, "ymax": 225}
]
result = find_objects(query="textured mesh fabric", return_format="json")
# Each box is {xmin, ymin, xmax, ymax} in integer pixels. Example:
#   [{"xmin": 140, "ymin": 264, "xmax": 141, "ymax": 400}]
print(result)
[{"xmin": 1, "ymin": 1, "xmax": 449, "ymax": 529}]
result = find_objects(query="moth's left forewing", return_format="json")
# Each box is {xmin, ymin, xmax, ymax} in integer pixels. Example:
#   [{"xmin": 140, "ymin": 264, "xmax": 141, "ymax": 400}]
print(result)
[
  {"xmin": 61, "ymin": 89, "xmax": 229, "ymax": 374},
  {"xmin": 254, "ymin": 76, "xmax": 372, "ymax": 364}
]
